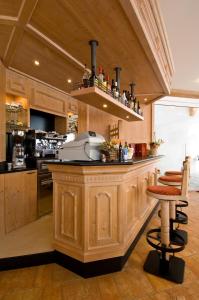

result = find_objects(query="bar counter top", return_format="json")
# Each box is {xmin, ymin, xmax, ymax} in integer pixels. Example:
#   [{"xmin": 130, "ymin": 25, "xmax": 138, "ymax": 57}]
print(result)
[{"xmin": 46, "ymin": 155, "xmax": 163, "ymax": 167}]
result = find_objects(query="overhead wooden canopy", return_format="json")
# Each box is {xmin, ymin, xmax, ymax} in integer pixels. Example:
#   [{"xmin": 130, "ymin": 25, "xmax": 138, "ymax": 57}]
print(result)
[{"xmin": 0, "ymin": 0, "xmax": 174, "ymax": 103}]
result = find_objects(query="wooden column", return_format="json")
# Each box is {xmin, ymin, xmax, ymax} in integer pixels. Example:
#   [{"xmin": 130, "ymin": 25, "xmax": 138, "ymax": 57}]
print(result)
[
  {"xmin": 0, "ymin": 61, "xmax": 6, "ymax": 162},
  {"xmin": 78, "ymin": 102, "xmax": 89, "ymax": 133}
]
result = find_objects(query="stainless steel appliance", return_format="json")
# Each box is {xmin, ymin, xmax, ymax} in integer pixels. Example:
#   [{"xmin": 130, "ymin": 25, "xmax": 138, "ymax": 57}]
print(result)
[
  {"xmin": 37, "ymin": 159, "xmax": 53, "ymax": 217},
  {"xmin": 12, "ymin": 143, "xmax": 26, "ymax": 169}
]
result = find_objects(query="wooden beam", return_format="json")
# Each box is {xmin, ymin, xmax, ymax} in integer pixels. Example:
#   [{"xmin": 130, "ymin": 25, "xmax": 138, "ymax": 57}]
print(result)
[
  {"xmin": 3, "ymin": 0, "xmax": 39, "ymax": 66},
  {"xmin": 0, "ymin": 15, "xmax": 18, "ymax": 25},
  {"xmin": 171, "ymin": 89, "xmax": 199, "ymax": 99}
]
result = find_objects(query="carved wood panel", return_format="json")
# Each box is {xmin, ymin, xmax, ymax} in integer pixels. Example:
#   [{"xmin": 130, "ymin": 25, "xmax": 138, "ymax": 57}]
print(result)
[
  {"xmin": 138, "ymin": 171, "xmax": 150, "ymax": 217},
  {"xmin": 54, "ymin": 183, "xmax": 82, "ymax": 249},
  {"xmin": 125, "ymin": 177, "xmax": 138, "ymax": 233},
  {"xmin": 30, "ymin": 81, "xmax": 67, "ymax": 116},
  {"xmin": 6, "ymin": 69, "xmax": 27, "ymax": 96},
  {"xmin": 88, "ymin": 186, "xmax": 119, "ymax": 249}
]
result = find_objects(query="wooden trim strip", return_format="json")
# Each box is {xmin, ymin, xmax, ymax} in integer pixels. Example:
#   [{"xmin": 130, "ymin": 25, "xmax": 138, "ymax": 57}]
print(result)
[{"xmin": 171, "ymin": 89, "xmax": 199, "ymax": 99}]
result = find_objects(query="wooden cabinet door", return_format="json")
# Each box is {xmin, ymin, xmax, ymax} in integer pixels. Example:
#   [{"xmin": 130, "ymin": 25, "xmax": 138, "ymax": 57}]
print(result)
[
  {"xmin": 24, "ymin": 170, "xmax": 37, "ymax": 223},
  {"xmin": 4, "ymin": 172, "xmax": 24, "ymax": 233},
  {"xmin": 4, "ymin": 171, "xmax": 37, "ymax": 233},
  {"xmin": 138, "ymin": 172, "xmax": 149, "ymax": 217},
  {"xmin": 0, "ymin": 174, "xmax": 5, "ymax": 236},
  {"xmin": 125, "ymin": 177, "xmax": 138, "ymax": 235}
]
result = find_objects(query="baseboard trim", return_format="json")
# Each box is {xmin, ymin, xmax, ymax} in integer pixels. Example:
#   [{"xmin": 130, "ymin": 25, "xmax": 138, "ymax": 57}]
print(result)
[{"xmin": 0, "ymin": 203, "xmax": 158, "ymax": 277}]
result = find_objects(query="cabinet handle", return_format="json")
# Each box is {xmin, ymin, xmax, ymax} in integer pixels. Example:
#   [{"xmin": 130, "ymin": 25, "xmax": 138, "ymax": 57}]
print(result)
[{"xmin": 26, "ymin": 172, "xmax": 35, "ymax": 174}]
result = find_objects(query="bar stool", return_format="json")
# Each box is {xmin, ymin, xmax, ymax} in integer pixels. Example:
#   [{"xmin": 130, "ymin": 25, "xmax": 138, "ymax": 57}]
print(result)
[
  {"xmin": 143, "ymin": 160, "xmax": 189, "ymax": 283},
  {"xmin": 158, "ymin": 174, "xmax": 187, "ymax": 245}
]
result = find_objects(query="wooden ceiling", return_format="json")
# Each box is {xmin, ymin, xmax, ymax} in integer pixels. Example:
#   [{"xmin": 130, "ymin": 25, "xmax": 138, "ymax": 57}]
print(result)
[{"xmin": 0, "ymin": 0, "xmax": 174, "ymax": 103}]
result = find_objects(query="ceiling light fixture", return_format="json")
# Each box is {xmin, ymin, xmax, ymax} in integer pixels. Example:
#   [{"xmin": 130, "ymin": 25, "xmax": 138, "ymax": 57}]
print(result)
[
  {"xmin": 126, "ymin": 115, "xmax": 129, "ymax": 119},
  {"xmin": 67, "ymin": 79, "xmax": 72, "ymax": 83},
  {"xmin": 34, "ymin": 60, "xmax": 40, "ymax": 66},
  {"xmin": 144, "ymin": 98, "xmax": 148, "ymax": 102},
  {"xmin": 103, "ymin": 104, "xmax": 108, "ymax": 108}
]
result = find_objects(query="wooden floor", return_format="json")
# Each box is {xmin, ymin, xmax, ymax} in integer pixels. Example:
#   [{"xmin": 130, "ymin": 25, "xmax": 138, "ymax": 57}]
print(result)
[{"xmin": 1, "ymin": 192, "xmax": 199, "ymax": 300}]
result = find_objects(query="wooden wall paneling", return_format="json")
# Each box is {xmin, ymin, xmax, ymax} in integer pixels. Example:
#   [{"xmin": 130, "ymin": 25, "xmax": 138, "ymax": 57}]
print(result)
[
  {"xmin": 55, "ymin": 116, "xmax": 67, "ymax": 134},
  {"xmin": 0, "ymin": 61, "xmax": 6, "ymax": 161},
  {"xmin": 0, "ymin": 174, "xmax": 5, "ymax": 236},
  {"xmin": 6, "ymin": 69, "xmax": 28, "ymax": 96},
  {"xmin": 29, "ymin": 80, "xmax": 67, "ymax": 116},
  {"xmin": 78, "ymin": 102, "xmax": 89, "ymax": 134}
]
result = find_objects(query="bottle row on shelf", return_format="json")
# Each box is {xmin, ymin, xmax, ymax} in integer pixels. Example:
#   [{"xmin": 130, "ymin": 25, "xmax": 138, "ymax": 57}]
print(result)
[{"xmin": 73, "ymin": 64, "xmax": 143, "ymax": 116}]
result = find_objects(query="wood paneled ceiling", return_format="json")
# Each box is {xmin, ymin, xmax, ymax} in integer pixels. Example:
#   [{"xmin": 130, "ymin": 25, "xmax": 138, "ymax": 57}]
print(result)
[{"xmin": 0, "ymin": 0, "xmax": 173, "ymax": 103}]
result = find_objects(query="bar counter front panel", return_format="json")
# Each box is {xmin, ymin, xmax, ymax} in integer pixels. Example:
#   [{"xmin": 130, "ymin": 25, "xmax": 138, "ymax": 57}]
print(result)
[{"xmin": 48, "ymin": 156, "xmax": 162, "ymax": 263}]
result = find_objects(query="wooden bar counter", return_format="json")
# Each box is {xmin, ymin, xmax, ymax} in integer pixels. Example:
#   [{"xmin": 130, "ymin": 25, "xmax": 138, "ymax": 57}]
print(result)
[{"xmin": 47, "ymin": 156, "xmax": 162, "ymax": 277}]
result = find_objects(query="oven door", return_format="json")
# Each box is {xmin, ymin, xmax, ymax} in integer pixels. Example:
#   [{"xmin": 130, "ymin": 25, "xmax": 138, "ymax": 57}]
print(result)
[{"xmin": 37, "ymin": 172, "xmax": 53, "ymax": 217}]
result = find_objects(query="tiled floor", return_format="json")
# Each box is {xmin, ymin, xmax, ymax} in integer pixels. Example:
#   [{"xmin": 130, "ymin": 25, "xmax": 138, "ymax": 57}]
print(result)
[
  {"xmin": 0, "ymin": 214, "xmax": 53, "ymax": 258},
  {"xmin": 0, "ymin": 192, "xmax": 199, "ymax": 299}
]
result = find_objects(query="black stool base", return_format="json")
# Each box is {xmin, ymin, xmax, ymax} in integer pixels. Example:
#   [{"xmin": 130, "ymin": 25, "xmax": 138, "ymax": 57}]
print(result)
[
  {"xmin": 171, "ymin": 229, "xmax": 188, "ymax": 245},
  {"xmin": 144, "ymin": 250, "xmax": 185, "ymax": 284}
]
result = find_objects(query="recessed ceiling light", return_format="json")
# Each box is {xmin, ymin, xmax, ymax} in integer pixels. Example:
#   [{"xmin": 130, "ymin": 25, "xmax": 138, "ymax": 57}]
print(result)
[
  {"xmin": 67, "ymin": 79, "xmax": 72, "ymax": 83},
  {"xmin": 103, "ymin": 104, "xmax": 108, "ymax": 108},
  {"xmin": 144, "ymin": 98, "xmax": 148, "ymax": 102},
  {"xmin": 126, "ymin": 115, "xmax": 129, "ymax": 119},
  {"xmin": 34, "ymin": 60, "xmax": 40, "ymax": 66}
]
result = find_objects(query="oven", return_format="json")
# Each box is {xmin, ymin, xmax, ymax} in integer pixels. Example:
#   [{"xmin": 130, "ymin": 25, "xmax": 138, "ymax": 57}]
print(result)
[{"xmin": 37, "ymin": 159, "xmax": 53, "ymax": 217}]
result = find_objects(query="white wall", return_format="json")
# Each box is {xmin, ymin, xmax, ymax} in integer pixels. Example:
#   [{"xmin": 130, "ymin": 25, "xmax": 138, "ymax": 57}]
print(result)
[{"xmin": 154, "ymin": 103, "xmax": 199, "ymax": 189}]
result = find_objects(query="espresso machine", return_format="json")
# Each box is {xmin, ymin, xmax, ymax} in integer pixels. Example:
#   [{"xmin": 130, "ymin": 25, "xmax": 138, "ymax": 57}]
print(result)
[{"xmin": 6, "ymin": 130, "xmax": 26, "ymax": 169}]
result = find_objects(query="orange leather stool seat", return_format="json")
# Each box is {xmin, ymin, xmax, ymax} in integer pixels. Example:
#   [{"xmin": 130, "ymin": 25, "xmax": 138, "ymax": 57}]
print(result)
[
  {"xmin": 159, "ymin": 175, "xmax": 182, "ymax": 183},
  {"xmin": 147, "ymin": 185, "xmax": 181, "ymax": 196},
  {"xmin": 165, "ymin": 171, "xmax": 182, "ymax": 176}
]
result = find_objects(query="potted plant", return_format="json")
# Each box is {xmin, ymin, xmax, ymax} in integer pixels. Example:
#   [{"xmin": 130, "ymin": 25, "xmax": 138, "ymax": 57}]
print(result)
[
  {"xmin": 100, "ymin": 139, "xmax": 120, "ymax": 161},
  {"xmin": 150, "ymin": 133, "xmax": 164, "ymax": 156}
]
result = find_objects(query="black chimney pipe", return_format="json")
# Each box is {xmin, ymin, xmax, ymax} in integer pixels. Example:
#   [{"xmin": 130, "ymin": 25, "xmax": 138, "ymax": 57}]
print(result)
[
  {"xmin": 89, "ymin": 40, "xmax": 99, "ymax": 77},
  {"xmin": 114, "ymin": 67, "xmax": 122, "ymax": 91}
]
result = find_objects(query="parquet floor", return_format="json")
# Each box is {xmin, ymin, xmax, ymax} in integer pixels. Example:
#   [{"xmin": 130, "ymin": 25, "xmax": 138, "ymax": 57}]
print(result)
[{"xmin": 1, "ymin": 192, "xmax": 199, "ymax": 300}]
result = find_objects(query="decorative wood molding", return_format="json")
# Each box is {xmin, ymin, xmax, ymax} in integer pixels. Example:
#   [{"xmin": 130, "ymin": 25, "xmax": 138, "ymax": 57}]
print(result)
[
  {"xmin": 26, "ymin": 24, "xmax": 86, "ymax": 72},
  {"xmin": 171, "ymin": 89, "xmax": 199, "ymax": 99},
  {"xmin": 3, "ymin": 0, "xmax": 39, "ymax": 66},
  {"xmin": 0, "ymin": 15, "xmax": 18, "ymax": 25},
  {"xmin": 119, "ymin": 0, "xmax": 174, "ymax": 94}
]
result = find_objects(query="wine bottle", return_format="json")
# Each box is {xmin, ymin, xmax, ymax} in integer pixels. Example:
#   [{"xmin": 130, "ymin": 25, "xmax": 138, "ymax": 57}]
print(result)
[
  {"xmin": 119, "ymin": 142, "xmax": 123, "ymax": 162},
  {"xmin": 82, "ymin": 64, "xmax": 90, "ymax": 88}
]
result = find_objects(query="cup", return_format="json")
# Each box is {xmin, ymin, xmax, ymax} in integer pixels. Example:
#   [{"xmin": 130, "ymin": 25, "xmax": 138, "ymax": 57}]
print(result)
[{"xmin": 7, "ymin": 162, "xmax": 12, "ymax": 171}]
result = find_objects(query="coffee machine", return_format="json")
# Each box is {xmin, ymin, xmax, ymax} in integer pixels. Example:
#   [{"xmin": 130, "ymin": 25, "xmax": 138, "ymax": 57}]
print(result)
[{"xmin": 6, "ymin": 130, "xmax": 26, "ymax": 169}]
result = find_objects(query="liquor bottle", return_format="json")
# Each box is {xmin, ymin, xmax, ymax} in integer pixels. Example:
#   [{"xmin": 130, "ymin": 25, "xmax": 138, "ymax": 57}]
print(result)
[
  {"xmin": 111, "ymin": 79, "xmax": 115, "ymax": 97},
  {"xmin": 121, "ymin": 90, "xmax": 127, "ymax": 105},
  {"xmin": 137, "ymin": 101, "xmax": 141, "ymax": 114},
  {"xmin": 126, "ymin": 91, "xmax": 130, "ymax": 107},
  {"xmin": 119, "ymin": 142, "xmax": 123, "ymax": 162},
  {"xmin": 106, "ymin": 74, "xmax": 110, "ymax": 93},
  {"xmin": 114, "ymin": 81, "xmax": 119, "ymax": 99},
  {"xmin": 89, "ymin": 65, "xmax": 98, "ymax": 87},
  {"xmin": 123, "ymin": 142, "xmax": 129, "ymax": 161},
  {"xmin": 82, "ymin": 64, "xmax": 90, "ymax": 88},
  {"xmin": 98, "ymin": 66, "xmax": 103, "ymax": 83},
  {"xmin": 133, "ymin": 97, "xmax": 137, "ymax": 112}
]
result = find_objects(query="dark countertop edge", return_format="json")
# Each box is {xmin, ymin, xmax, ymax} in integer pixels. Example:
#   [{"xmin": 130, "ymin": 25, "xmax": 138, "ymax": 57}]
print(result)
[
  {"xmin": 0, "ymin": 168, "xmax": 37, "ymax": 174},
  {"xmin": 46, "ymin": 155, "xmax": 164, "ymax": 167}
]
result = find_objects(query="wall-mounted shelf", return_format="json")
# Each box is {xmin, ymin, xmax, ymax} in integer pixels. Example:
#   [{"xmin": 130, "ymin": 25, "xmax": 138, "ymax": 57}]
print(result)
[{"xmin": 71, "ymin": 87, "xmax": 144, "ymax": 122}]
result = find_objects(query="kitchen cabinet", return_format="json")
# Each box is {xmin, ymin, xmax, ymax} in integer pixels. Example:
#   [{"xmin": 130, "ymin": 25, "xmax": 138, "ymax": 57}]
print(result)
[
  {"xmin": 4, "ymin": 170, "xmax": 37, "ymax": 233},
  {"xmin": 0, "ymin": 174, "xmax": 5, "ymax": 236}
]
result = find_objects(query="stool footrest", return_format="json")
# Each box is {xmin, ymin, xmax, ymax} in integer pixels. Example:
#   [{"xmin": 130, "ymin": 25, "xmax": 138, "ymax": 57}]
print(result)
[
  {"xmin": 146, "ymin": 228, "xmax": 185, "ymax": 253},
  {"xmin": 144, "ymin": 250, "xmax": 185, "ymax": 283},
  {"xmin": 176, "ymin": 200, "xmax": 188, "ymax": 208},
  {"xmin": 170, "ymin": 229, "xmax": 188, "ymax": 245},
  {"xmin": 174, "ymin": 210, "xmax": 188, "ymax": 224}
]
